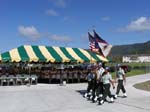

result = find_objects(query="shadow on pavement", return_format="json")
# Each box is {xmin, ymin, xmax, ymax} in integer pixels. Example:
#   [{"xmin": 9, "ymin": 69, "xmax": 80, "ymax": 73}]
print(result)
[{"xmin": 76, "ymin": 90, "xmax": 86, "ymax": 96}]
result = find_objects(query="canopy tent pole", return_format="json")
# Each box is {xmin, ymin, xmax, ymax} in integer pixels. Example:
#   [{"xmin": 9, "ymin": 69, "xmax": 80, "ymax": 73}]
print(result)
[{"xmin": 59, "ymin": 63, "xmax": 64, "ymax": 86}]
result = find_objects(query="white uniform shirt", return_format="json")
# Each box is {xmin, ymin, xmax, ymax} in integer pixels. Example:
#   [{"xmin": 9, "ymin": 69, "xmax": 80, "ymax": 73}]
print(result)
[
  {"xmin": 117, "ymin": 68, "xmax": 125, "ymax": 80},
  {"xmin": 97, "ymin": 67, "xmax": 105, "ymax": 82},
  {"xmin": 102, "ymin": 72, "xmax": 112, "ymax": 84}
]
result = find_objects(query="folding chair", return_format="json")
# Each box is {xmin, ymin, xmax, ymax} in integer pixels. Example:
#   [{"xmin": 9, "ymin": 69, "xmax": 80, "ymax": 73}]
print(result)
[
  {"xmin": 0, "ymin": 75, "xmax": 7, "ymax": 86},
  {"xmin": 8, "ymin": 75, "xmax": 15, "ymax": 86},
  {"xmin": 30, "ymin": 74, "xmax": 38, "ymax": 85},
  {"xmin": 16, "ymin": 74, "xmax": 23, "ymax": 85},
  {"xmin": 24, "ymin": 75, "xmax": 30, "ymax": 85}
]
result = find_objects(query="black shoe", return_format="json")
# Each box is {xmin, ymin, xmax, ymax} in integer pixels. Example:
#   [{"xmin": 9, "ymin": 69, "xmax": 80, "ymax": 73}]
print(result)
[
  {"xmin": 92, "ymin": 97, "xmax": 96, "ymax": 103},
  {"xmin": 87, "ymin": 94, "xmax": 90, "ymax": 98},
  {"xmin": 97, "ymin": 97, "xmax": 102, "ymax": 100},
  {"xmin": 104, "ymin": 99, "xmax": 108, "ymax": 102},
  {"xmin": 113, "ymin": 95, "xmax": 117, "ymax": 99},
  {"xmin": 98, "ymin": 100, "xmax": 104, "ymax": 105}
]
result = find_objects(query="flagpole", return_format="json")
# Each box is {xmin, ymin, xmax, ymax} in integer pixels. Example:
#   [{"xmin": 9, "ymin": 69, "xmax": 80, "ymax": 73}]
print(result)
[
  {"xmin": 88, "ymin": 28, "xmax": 92, "ymax": 64},
  {"xmin": 92, "ymin": 25, "xmax": 96, "ymax": 64}
]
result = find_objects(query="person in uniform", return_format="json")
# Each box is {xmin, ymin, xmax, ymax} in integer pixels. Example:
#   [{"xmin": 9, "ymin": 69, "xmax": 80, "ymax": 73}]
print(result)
[
  {"xmin": 99, "ymin": 67, "xmax": 115, "ymax": 105},
  {"xmin": 89, "ymin": 67, "xmax": 97, "ymax": 101},
  {"xmin": 94, "ymin": 62, "xmax": 105, "ymax": 102},
  {"xmin": 84, "ymin": 69, "xmax": 94, "ymax": 98},
  {"xmin": 114, "ymin": 64, "xmax": 127, "ymax": 99}
]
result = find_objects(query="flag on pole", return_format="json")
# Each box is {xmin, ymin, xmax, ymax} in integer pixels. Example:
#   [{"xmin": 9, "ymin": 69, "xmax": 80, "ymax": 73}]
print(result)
[
  {"xmin": 88, "ymin": 32, "xmax": 99, "ymax": 53},
  {"xmin": 93, "ymin": 30, "xmax": 112, "ymax": 57}
]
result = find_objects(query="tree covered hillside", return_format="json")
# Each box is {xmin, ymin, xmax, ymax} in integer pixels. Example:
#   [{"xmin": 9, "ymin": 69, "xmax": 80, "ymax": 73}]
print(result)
[{"xmin": 110, "ymin": 41, "xmax": 150, "ymax": 56}]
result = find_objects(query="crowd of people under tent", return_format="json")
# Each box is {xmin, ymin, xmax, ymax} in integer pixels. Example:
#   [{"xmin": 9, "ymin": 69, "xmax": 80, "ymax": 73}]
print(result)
[{"xmin": 0, "ymin": 63, "xmax": 99, "ymax": 84}]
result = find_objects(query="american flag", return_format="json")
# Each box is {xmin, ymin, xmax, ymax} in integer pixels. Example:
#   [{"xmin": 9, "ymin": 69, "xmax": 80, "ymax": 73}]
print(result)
[{"xmin": 88, "ymin": 32, "xmax": 99, "ymax": 52}]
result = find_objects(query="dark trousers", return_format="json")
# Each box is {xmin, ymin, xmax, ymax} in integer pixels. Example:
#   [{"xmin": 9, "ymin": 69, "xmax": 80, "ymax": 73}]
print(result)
[
  {"xmin": 91, "ymin": 79, "xmax": 97, "ymax": 98},
  {"xmin": 96, "ymin": 82, "xmax": 103, "ymax": 96},
  {"xmin": 116, "ymin": 80, "xmax": 126, "ymax": 95},
  {"xmin": 102, "ymin": 83, "xmax": 112, "ymax": 100},
  {"xmin": 87, "ymin": 81, "xmax": 93, "ymax": 93}
]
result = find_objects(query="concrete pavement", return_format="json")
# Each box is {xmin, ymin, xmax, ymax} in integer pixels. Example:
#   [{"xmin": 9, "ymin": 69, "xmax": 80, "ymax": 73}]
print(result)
[{"xmin": 0, "ymin": 74, "xmax": 150, "ymax": 112}]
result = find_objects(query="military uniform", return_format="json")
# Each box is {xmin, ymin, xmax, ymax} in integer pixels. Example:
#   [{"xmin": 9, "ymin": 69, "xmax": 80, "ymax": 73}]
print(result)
[
  {"xmin": 99, "ymin": 69, "xmax": 114, "ymax": 105},
  {"xmin": 87, "ymin": 72, "xmax": 94, "ymax": 93},
  {"xmin": 90, "ymin": 72, "xmax": 97, "ymax": 101},
  {"xmin": 84, "ymin": 71, "xmax": 94, "ymax": 98},
  {"xmin": 115, "ymin": 67, "xmax": 127, "ymax": 98},
  {"xmin": 94, "ymin": 66, "xmax": 105, "ymax": 102}
]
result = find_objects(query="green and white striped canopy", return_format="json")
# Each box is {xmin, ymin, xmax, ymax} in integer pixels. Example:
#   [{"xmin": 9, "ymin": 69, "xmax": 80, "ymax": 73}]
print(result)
[{"xmin": 0, "ymin": 45, "xmax": 108, "ymax": 63}]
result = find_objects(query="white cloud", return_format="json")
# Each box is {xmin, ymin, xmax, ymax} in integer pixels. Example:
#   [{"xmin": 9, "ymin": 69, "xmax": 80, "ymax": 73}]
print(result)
[
  {"xmin": 50, "ymin": 34, "xmax": 71, "ymax": 43},
  {"xmin": 118, "ymin": 17, "xmax": 150, "ymax": 32},
  {"xmin": 101, "ymin": 16, "xmax": 111, "ymax": 21},
  {"xmin": 62, "ymin": 16, "xmax": 73, "ymax": 23},
  {"xmin": 46, "ymin": 9, "xmax": 59, "ymax": 16},
  {"xmin": 49, "ymin": 0, "xmax": 66, "ymax": 8},
  {"xmin": 18, "ymin": 26, "xmax": 41, "ymax": 40}
]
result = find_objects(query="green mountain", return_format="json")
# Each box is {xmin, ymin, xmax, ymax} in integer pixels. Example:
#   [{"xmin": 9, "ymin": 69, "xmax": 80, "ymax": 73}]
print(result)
[{"xmin": 110, "ymin": 41, "xmax": 150, "ymax": 56}]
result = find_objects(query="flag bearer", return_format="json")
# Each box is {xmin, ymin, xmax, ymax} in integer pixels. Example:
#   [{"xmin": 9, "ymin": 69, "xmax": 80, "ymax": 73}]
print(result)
[
  {"xmin": 99, "ymin": 67, "xmax": 115, "ymax": 105},
  {"xmin": 94, "ymin": 63, "xmax": 105, "ymax": 102},
  {"xmin": 114, "ymin": 64, "xmax": 127, "ymax": 99}
]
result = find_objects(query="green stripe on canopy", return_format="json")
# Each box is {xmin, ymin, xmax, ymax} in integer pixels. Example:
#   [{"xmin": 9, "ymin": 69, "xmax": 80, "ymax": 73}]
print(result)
[
  {"xmin": 60, "ymin": 47, "xmax": 76, "ymax": 62},
  {"xmin": 87, "ymin": 51, "xmax": 101, "ymax": 61},
  {"xmin": 73, "ymin": 48, "xmax": 90, "ymax": 62},
  {"xmin": 1, "ymin": 52, "xmax": 11, "ymax": 62},
  {"xmin": 32, "ymin": 46, "xmax": 47, "ymax": 62},
  {"xmin": 46, "ymin": 46, "xmax": 62, "ymax": 62},
  {"xmin": 18, "ymin": 46, "xmax": 30, "ymax": 62}
]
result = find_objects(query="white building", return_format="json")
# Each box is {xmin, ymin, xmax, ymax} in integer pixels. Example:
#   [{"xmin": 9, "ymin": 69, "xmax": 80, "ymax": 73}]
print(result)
[{"xmin": 122, "ymin": 54, "xmax": 150, "ymax": 63}]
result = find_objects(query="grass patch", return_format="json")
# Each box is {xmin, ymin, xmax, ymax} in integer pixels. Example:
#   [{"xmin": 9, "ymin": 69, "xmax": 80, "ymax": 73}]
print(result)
[
  {"xmin": 125, "ymin": 69, "xmax": 146, "ymax": 77},
  {"xmin": 134, "ymin": 81, "xmax": 150, "ymax": 91},
  {"xmin": 111, "ymin": 69, "xmax": 146, "ymax": 78}
]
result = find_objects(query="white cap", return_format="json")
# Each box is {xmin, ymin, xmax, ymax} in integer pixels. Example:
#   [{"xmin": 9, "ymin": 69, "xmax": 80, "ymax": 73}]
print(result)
[
  {"xmin": 99, "ymin": 62, "xmax": 102, "ymax": 66},
  {"xmin": 105, "ymin": 67, "xmax": 109, "ymax": 70},
  {"xmin": 117, "ymin": 64, "xmax": 120, "ymax": 67}
]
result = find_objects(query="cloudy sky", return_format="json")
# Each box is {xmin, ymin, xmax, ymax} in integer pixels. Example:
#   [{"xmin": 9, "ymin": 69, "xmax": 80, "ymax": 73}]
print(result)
[{"xmin": 0, "ymin": 0, "xmax": 150, "ymax": 52}]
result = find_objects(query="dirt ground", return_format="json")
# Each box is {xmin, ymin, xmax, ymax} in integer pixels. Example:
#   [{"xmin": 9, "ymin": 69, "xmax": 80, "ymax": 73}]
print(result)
[{"xmin": 134, "ymin": 80, "xmax": 150, "ymax": 91}]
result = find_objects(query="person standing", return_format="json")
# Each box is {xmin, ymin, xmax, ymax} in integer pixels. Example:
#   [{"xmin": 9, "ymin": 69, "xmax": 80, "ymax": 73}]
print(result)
[
  {"xmin": 99, "ymin": 67, "xmax": 115, "ymax": 105},
  {"xmin": 114, "ymin": 64, "xmax": 127, "ymax": 99}
]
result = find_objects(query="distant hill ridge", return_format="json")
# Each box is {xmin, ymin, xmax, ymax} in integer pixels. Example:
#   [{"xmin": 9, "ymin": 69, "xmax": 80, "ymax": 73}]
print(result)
[{"xmin": 110, "ymin": 41, "xmax": 150, "ymax": 56}]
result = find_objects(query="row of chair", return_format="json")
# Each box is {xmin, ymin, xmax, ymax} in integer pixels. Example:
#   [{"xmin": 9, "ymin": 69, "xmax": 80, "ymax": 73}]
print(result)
[{"xmin": 0, "ymin": 74, "xmax": 38, "ymax": 86}]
